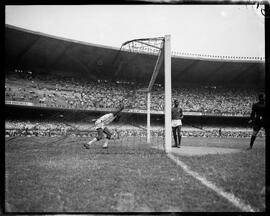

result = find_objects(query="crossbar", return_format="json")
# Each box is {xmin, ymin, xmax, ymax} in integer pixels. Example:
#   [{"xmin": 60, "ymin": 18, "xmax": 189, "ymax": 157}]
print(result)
[{"xmin": 122, "ymin": 37, "xmax": 164, "ymax": 47}]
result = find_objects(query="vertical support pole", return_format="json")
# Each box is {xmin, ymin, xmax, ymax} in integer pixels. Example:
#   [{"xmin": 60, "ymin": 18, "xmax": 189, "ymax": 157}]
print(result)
[
  {"xmin": 164, "ymin": 35, "xmax": 172, "ymax": 153},
  {"xmin": 147, "ymin": 91, "xmax": 151, "ymax": 143}
]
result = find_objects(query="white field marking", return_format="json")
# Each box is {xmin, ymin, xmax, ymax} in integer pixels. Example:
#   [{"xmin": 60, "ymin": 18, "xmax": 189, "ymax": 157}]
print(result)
[{"xmin": 168, "ymin": 154, "xmax": 258, "ymax": 212}]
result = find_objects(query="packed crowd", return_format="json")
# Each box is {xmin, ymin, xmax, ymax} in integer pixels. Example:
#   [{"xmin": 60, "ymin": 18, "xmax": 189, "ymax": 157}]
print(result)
[
  {"xmin": 5, "ymin": 120, "xmax": 265, "ymax": 138},
  {"xmin": 114, "ymin": 128, "xmax": 265, "ymax": 138},
  {"xmin": 5, "ymin": 120, "xmax": 71, "ymax": 137},
  {"xmin": 5, "ymin": 73, "xmax": 260, "ymax": 115}
]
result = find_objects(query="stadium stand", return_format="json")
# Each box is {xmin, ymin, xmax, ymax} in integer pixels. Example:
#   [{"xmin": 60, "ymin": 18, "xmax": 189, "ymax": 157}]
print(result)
[
  {"xmin": 5, "ymin": 72, "xmax": 260, "ymax": 115},
  {"xmin": 5, "ymin": 71, "xmax": 264, "ymax": 139},
  {"xmin": 5, "ymin": 119, "xmax": 264, "ymax": 138}
]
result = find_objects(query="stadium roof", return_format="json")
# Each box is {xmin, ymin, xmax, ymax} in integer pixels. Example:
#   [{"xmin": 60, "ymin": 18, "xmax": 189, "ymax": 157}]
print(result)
[{"xmin": 5, "ymin": 24, "xmax": 265, "ymax": 87}]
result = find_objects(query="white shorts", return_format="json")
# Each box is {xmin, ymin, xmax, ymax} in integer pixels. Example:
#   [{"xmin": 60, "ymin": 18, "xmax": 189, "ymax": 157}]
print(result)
[{"xmin": 172, "ymin": 119, "xmax": 182, "ymax": 127}]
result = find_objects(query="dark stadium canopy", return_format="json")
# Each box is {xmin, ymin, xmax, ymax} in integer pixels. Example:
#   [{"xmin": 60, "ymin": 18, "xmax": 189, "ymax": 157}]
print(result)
[{"xmin": 5, "ymin": 24, "xmax": 265, "ymax": 87}]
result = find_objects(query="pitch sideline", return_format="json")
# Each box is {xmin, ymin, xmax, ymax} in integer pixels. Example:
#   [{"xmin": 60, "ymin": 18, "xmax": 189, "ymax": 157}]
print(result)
[{"xmin": 167, "ymin": 153, "xmax": 258, "ymax": 212}]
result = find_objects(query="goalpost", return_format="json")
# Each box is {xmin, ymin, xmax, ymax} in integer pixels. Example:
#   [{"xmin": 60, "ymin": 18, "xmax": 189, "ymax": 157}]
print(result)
[
  {"xmin": 164, "ymin": 35, "xmax": 172, "ymax": 153},
  {"xmin": 115, "ymin": 35, "xmax": 172, "ymax": 153}
]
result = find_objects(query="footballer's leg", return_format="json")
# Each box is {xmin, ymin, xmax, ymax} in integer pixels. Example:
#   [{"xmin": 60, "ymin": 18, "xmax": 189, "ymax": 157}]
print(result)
[
  {"xmin": 177, "ymin": 126, "xmax": 181, "ymax": 148},
  {"xmin": 247, "ymin": 124, "xmax": 261, "ymax": 150},
  {"xmin": 102, "ymin": 127, "xmax": 112, "ymax": 148},
  {"xmin": 84, "ymin": 128, "xmax": 103, "ymax": 149},
  {"xmin": 172, "ymin": 127, "xmax": 178, "ymax": 147}
]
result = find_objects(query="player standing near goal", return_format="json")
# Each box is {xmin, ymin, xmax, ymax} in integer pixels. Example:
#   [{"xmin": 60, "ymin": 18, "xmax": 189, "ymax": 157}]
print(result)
[
  {"xmin": 247, "ymin": 93, "xmax": 265, "ymax": 150},
  {"xmin": 84, "ymin": 104, "xmax": 124, "ymax": 149},
  {"xmin": 172, "ymin": 100, "xmax": 183, "ymax": 148}
]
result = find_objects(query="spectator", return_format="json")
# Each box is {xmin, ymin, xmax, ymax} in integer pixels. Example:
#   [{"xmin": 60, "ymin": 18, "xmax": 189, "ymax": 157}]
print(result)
[{"xmin": 5, "ymin": 73, "xmax": 260, "ymax": 115}]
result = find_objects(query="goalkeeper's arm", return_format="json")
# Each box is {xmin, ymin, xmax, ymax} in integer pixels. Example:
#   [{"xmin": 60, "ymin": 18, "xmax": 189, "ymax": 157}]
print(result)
[{"xmin": 113, "ymin": 104, "xmax": 125, "ymax": 117}]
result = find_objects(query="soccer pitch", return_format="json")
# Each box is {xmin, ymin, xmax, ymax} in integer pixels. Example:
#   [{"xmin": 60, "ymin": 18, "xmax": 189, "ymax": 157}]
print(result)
[{"xmin": 5, "ymin": 136, "xmax": 265, "ymax": 212}]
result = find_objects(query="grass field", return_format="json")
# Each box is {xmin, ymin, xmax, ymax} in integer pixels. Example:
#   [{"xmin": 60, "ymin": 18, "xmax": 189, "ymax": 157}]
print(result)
[{"xmin": 5, "ymin": 136, "xmax": 265, "ymax": 212}]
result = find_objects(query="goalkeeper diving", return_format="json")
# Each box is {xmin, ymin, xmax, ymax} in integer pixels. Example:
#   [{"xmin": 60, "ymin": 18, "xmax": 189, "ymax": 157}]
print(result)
[{"xmin": 83, "ymin": 104, "xmax": 125, "ymax": 149}]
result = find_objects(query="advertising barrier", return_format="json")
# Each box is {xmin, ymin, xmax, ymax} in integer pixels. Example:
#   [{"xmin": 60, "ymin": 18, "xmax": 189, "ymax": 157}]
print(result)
[{"xmin": 5, "ymin": 100, "xmax": 34, "ymax": 106}]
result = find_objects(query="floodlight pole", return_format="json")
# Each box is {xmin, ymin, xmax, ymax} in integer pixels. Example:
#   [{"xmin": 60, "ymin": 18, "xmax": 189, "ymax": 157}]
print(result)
[
  {"xmin": 147, "ymin": 92, "xmax": 151, "ymax": 143},
  {"xmin": 164, "ymin": 35, "xmax": 172, "ymax": 153}
]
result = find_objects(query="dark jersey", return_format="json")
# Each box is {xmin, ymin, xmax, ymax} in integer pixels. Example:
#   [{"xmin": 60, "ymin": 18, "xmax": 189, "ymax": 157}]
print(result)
[
  {"xmin": 172, "ymin": 107, "xmax": 183, "ymax": 120},
  {"xmin": 250, "ymin": 101, "xmax": 265, "ymax": 124}
]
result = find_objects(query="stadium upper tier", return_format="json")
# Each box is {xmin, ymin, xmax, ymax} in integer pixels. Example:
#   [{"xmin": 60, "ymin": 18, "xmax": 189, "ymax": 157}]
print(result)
[
  {"xmin": 5, "ymin": 24, "xmax": 265, "ymax": 87},
  {"xmin": 5, "ymin": 75, "xmax": 259, "ymax": 116}
]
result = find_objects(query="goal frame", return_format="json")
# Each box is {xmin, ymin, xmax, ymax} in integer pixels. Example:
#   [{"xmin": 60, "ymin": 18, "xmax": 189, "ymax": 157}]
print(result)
[
  {"xmin": 146, "ymin": 35, "xmax": 171, "ymax": 153},
  {"xmin": 120, "ymin": 35, "xmax": 172, "ymax": 153},
  {"xmin": 164, "ymin": 35, "xmax": 172, "ymax": 153}
]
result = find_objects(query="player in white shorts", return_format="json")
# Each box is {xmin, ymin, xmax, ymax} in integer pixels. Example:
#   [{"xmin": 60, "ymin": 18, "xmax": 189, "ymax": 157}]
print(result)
[
  {"xmin": 171, "ymin": 100, "xmax": 183, "ymax": 148},
  {"xmin": 84, "ymin": 104, "xmax": 124, "ymax": 149}
]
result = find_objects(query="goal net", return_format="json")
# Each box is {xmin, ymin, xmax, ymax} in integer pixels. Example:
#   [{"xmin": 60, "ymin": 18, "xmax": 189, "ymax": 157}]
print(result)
[{"xmin": 111, "ymin": 35, "xmax": 172, "ymax": 154}]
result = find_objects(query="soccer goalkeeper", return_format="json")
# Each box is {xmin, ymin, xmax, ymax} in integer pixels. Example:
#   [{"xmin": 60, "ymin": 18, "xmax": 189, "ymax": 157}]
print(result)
[
  {"xmin": 247, "ymin": 93, "xmax": 265, "ymax": 150},
  {"xmin": 83, "ymin": 104, "xmax": 125, "ymax": 149}
]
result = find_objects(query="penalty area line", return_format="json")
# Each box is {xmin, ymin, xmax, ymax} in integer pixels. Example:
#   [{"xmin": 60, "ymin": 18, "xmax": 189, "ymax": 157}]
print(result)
[{"xmin": 167, "ymin": 153, "xmax": 258, "ymax": 212}]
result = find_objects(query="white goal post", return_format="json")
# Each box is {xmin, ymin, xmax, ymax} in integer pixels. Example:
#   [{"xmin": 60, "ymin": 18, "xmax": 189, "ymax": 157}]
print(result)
[
  {"xmin": 164, "ymin": 35, "xmax": 172, "ymax": 153},
  {"xmin": 144, "ymin": 35, "xmax": 172, "ymax": 153}
]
